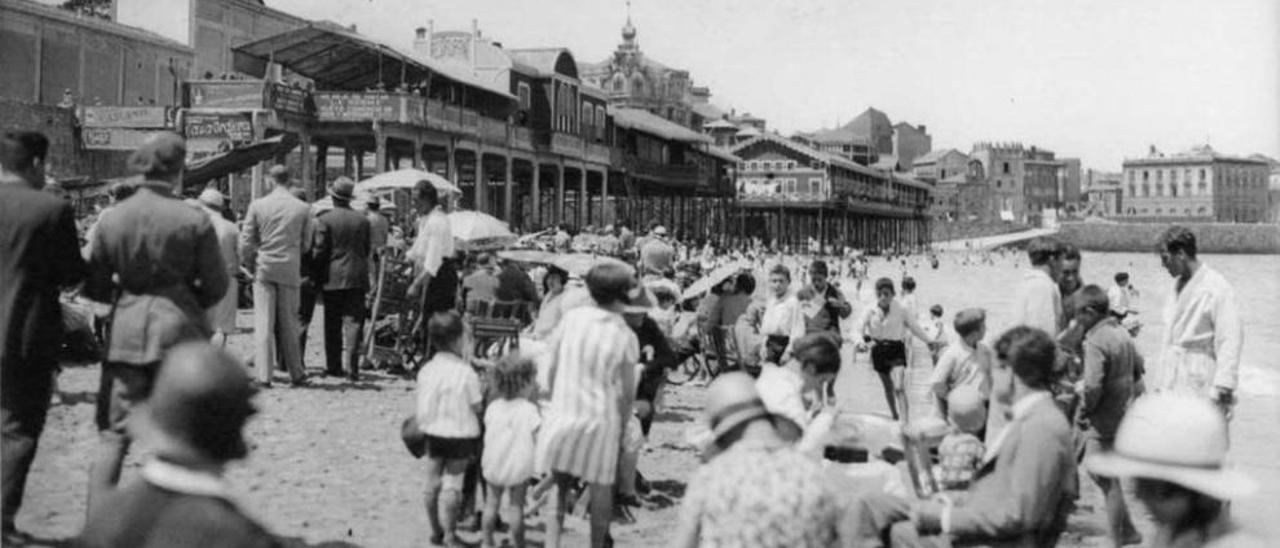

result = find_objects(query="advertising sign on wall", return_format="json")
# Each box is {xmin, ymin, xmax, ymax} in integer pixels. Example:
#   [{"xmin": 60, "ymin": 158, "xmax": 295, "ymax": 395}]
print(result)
[
  {"xmin": 82, "ymin": 128, "xmax": 158, "ymax": 150},
  {"xmin": 183, "ymin": 112, "xmax": 254, "ymax": 142},
  {"xmin": 314, "ymin": 92, "xmax": 399, "ymax": 121},
  {"xmin": 81, "ymin": 106, "xmax": 173, "ymax": 129},
  {"xmin": 187, "ymin": 81, "xmax": 265, "ymax": 109}
]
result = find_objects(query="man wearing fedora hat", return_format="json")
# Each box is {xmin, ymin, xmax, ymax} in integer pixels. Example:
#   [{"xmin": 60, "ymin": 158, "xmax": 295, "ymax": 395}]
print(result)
[
  {"xmin": 76, "ymin": 342, "xmax": 278, "ymax": 547},
  {"xmin": 1086, "ymin": 393, "xmax": 1262, "ymax": 547},
  {"xmin": 313, "ymin": 177, "xmax": 371, "ymax": 380},
  {"xmin": 240, "ymin": 164, "xmax": 311, "ymax": 387},
  {"xmin": 673, "ymin": 372, "xmax": 841, "ymax": 548},
  {"xmin": 195, "ymin": 189, "xmax": 241, "ymax": 348},
  {"xmin": 83, "ymin": 132, "xmax": 230, "ymax": 519}
]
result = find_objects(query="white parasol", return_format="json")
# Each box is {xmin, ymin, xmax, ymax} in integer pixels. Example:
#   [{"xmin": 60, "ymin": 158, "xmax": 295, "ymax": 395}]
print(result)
[
  {"xmin": 449, "ymin": 210, "xmax": 516, "ymax": 251},
  {"xmin": 680, "ymin": 260, "xmax": 750, "ymax": 301},
  {"xmin": 552, "ymin": 253, "xmax": 632, "ymax": 277},
  {"xmin": 496, "ymin": 249, "xmax": 559, "ymax": 265},
  {"xmin": 355, "ymin": 169, "xmax": 460, "ymax": 195}
]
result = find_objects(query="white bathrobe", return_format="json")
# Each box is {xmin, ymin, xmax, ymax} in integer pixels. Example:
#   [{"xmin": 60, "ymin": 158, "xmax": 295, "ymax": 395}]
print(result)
[{"xmin": 1156, "ymin": 264, "xmax": 1244, "ymax": 397}]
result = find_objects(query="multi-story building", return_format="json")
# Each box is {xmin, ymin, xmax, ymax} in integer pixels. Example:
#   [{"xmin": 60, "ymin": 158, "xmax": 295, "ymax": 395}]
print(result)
[
  {"xmin": 791, "ymin": 128, "xmax": 877, "ymax": 166},
  {"xmin": 968, "ymin": 142, "xmax": 1081, "ymax": 225},
  {"xmin": 1121, "ymin": 145, "xmax": 1271, "ymax": 223},
  {"xmin": 113, "ymin": 0, "xmax": 307, "ymax": 78},
  {"xmin": 892, "ymin": 122, "xmax": 931, "ymax": 171},
  {"xmin": 911, "ymin": 148, "xmax": 969, "ymax": 183},
  {"xmin": 579, "ymin": 14, "xmax": 714, "ymax": 130},
  {"xmin": 1081, "ymin": 169, "xmax": 1124, "ymax": 217},
  {"xmin": 731, "ymin": 131, "xmax": 932, "ymax": 253}
]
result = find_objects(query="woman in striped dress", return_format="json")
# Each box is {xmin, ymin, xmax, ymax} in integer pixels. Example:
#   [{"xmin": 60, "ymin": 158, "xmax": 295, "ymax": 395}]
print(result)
[{"xmin": 537, "ymin": 262, "xmax": 640, "ymax": 548}]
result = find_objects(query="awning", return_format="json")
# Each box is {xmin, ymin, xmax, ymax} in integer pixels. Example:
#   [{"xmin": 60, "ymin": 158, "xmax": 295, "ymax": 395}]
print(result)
[
  {"xmin": 184, "ymin": 134, "xmax": 298, "ymax": 188},
  {"xmin": 609, "ymin": 107, "xmax": 712, "ymax": 144},
  {"xmin": 232, "ymin": 24, "xmax": 515, "ymax": 102}
]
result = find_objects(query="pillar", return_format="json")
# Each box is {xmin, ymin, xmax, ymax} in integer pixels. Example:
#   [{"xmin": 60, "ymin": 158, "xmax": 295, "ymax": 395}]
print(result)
[
  {"xmin": 599, "ymin": 170, "xmax": 609, "ymax": 226},
  {"xmin": 314, "ymin": 142, "xmax": 328, "ymax": 192},
  {"xmin": 503, "ymin": 157, "xmax": 514, "ymax": 224},
  {"xmin": 475, "ymin": 150, "xmax": 487, "ymax": 213},
  {"xmin": 343, "ymin": 147, "xmax": 353, "ymax": 178},
  {"xmin": 578, "ymin": 165, "xmax": 588, "ymax": 228},
  {"xmin": 413, "ymin": 138, "xmax": 424, "ymax": 169},
  {"xmin": 446, "ymin": 141, "xmax": 457, "ymax": 187},
  {"xmin": 374, "ymin": 126, "xmax": 387, "ymax": 175},
  {"xmin": 555, "ymin": 160, "xmax": 566, "ymax": 225},
  {"xmin": 531, "ymin": 163, "xmax": 542, "ymax": 228},
  {"xmin": 299, "ymin": 129, "xmax": 313, "ymax": 196}
]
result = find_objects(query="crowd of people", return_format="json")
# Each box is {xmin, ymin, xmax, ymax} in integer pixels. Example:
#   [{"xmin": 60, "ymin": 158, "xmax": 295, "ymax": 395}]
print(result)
[{"xmin": 0, "ymin": 128, "xmax": 1263, "ymax": 548}]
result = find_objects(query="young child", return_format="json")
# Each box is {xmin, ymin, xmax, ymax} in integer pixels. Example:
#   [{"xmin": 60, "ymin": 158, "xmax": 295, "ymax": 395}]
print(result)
[
  {"xmin": 929, "ymin": 308, "xmax": 994, "ymax": 435},
  {"xmin": 756, "ymin": 332, "xmax": 841, "ymax": 454},
  {"xmin": 481, "ymin": 354, "xmax": 541, "ymax": 548},
  {"xmin": 416, "ymin": 311, "xmax": 483, "ymax": 547},
  {"xmin": 935, "ymin": 385, "xmax": 987, "ymax": 491},
  {"xmin": 921, "ymin": 304, "xmax": 947, "ymax": 365}
]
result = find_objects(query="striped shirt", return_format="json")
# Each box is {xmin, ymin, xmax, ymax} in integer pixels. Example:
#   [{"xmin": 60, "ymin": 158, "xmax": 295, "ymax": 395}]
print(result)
[
  {"xmin": 537, "ymin": 306, "xmax": 640, "ymax": 484},
  {"xmin": 415, "ymin": 352, "xmax": 482, "ymax": 438}
]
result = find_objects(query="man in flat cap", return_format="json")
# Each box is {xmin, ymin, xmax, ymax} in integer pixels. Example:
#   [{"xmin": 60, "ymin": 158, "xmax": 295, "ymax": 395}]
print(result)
[
  {"xmin": 240, "ymin": 164, "xmax": 312, "ymax": 387},
  {"xmin": 83, "ymin": 131, "xmax": 230, "ymax": 519},
  {"xmin": 76, "ymin": 342, "xmax": 279, "ymax": 548},
  {"xmin": 313, "ymin": 177, "xmax": 371, "ymax": 379}
]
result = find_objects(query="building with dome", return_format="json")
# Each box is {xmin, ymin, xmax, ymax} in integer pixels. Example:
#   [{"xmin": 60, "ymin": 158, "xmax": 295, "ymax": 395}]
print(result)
[{"xmin": 579, "ymin": 13, "xmax": 721, "ymax": 130}]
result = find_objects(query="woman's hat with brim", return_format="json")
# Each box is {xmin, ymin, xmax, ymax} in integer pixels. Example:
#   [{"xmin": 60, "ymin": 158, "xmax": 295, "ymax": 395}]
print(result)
[
  {"xmin": 1085, "ymin": 393, "xmax": 1257, "ymax": 500},
  {"xmin": 694, "ymin": 372, "xmax": 778, "ymax": 459}
]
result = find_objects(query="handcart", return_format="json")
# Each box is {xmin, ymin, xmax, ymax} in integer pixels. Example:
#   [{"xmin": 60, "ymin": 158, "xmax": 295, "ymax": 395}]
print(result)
[{"xmin": 363, "ymin": 249, "xmax": 429, "ymax": 374}]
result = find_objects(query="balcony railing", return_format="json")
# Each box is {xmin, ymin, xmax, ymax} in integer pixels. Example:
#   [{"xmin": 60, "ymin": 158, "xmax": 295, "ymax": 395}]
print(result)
[
  {"xmin": 313, "ymin": 91, "xmax": 403, "ymax": 123},
  {"xmin": 480, "ymin": 117, "xmax": 507, "ymax": 143},
  {"xmin": 625, "ymin": 156, "xmax": 699, "ymax": 186},
  {"xmin": 459, "ymin": 108, "xmax": 480, "ymax": 135},
  {"xmin": 586, "ymin": 143, "xmax": 611, "ymax": 164},
  {"xmin": 551, "ymin": 133, "xmax": 583, "ymax": 156}
]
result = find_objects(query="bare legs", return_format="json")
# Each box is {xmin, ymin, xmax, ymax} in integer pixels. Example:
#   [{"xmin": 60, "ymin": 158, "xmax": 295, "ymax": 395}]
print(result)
[
  {"xmin": 424, "ymin": 457, "xmax": 469, "ymax": 546},
  {"xmin": 481, "ymin": 483, "xmax": 527, "ymax": 548},
  {"xmin": 876, "ymin": 368, "xmax": 900, "ymax": 420}
]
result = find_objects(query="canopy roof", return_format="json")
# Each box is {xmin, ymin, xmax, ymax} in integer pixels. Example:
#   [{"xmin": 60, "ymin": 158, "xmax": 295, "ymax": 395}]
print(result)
[
  {"xmin": 232, "ymin": 24, "xmax": 515, "ymax": 102},
  {"xmin": 609, "ymin": 107, "xmax": 712, "ymax": 144}
]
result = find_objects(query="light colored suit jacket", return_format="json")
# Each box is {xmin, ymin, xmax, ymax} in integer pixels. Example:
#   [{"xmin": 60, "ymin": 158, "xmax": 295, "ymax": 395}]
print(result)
[
  {"xmin": 946, "ymin": 395, "xmax": 1078, "ymax": 547},
  {"xmin": 240, "ymin": 187, "xmax": 312, "ymax": 287}
]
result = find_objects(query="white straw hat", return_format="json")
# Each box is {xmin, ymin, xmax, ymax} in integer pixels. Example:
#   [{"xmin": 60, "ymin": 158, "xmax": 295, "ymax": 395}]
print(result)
[{"xmin": 1085, "ymin": 393, "xmax": 1256, "ymax": 500}]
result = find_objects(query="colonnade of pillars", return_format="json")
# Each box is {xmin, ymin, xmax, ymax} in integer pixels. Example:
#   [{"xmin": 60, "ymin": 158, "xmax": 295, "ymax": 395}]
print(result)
[{"xmin": 734, "ymin": 207, "xmax": 932, "ymax": 253}]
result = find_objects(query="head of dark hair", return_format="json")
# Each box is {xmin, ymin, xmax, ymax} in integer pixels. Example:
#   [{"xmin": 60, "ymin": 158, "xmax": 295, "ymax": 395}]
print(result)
[
  {"xmin": 1114, "ymin": 272, "xmax": 1129, "ymax": 283},
  {"xmin": 953, "ymin": 308, "xmax": 986, "ymax": 337},
  {"xmin": 1060, "ymin": 242, "xmax": 1081, "ymax": 262},
  {"xmin": 993, "ymin": 326, "xmax": 1056, "ymax": 390},
  {"xmin": 490, "ymin": 353, "xmax": 536, "ymax": 400},
  {"xmin": 792, "ymin": 333, "xmax": 841, "ymax": 376},
  {"xmin": 735, "ymin": 272, "xmax": 756, "ymax": 295},
  {"xmin": 929, "ymin": 304, "xmax": 944, "ymax": 317},
  {"xmin": 585, "ymin": 262, "xmax": 634, "ymax": 306},
  {"xmin": 1158, "ymin": 226, "xmax": 1197, "ymax": 259},
  {"xmin": 415, "ymin": 179, "xmax": 440, "ymax": 208},
  {"xmin": 874, "ymin": 277, "xmax": 895, "ymax": 295},
  {"xmin": 0, "ymin": 132, "xmax": 49, "ymax": 174},
  {"xmin": 1027, "ymin": 236, "xmax": 1063, "ymax": 266},
  {"xmin": 427, "ymin": 311, "xmax": 465, "ymax": 353},
  {"xmin": 901, "ymin": 276, "xmax": 916, "ymax": 291},
  {"xmin": 769, "ymin": 264, "xmax": 791, "ymax": 281},
  {"xmin": 1076, "ymin": 284, "xmax": 1110, "ymax": 315},
  {"xmin": 108, "ymin": 181, "xmax": 137, "ymax": 202},
  {"xmin": 809, "ymin": 260, "xmax": 828, "ymax": 276},
  {"xmin": 542, "ymin": 266, "xmax": 568, "ymax": 294}
]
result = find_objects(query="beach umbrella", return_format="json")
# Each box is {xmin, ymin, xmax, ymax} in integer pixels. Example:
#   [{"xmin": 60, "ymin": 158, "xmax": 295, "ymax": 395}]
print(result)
[
  {"xmin": 680, "ymin": 260, "xmax": 750, "ymax": 301},
  {"xmin": 449, "ymin": 210, "xmax": 515, "ymax": 251},
  {"xmin": 496, "ymin": 249, "xmax": 559, "ymax": 265},
  {"xmin": 356, "ymin": 169, "xmax": 460, "ymax": 195},
  {"xmin": 552, "ymin": 253, "xmax": 632, "ymax": 277}
]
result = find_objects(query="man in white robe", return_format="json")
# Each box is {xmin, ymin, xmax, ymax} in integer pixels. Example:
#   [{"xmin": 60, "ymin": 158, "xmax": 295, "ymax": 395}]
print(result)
[{"xmin": 1154, "ymin": 226, "xmax": 1243, "ymax": 419}]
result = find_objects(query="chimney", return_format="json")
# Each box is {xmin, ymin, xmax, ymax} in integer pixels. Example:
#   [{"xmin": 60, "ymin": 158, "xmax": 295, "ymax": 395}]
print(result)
[
  {"xmin": 414, "ymin": 22, "xmax": 432, "ymax": 58},
  {"xmin": 918, "ymin": 124, "xmax": 926, "ymax": 133},
  {"xmin": 348, "ymin": 24, "xmax": 357, "ymax": 32}
]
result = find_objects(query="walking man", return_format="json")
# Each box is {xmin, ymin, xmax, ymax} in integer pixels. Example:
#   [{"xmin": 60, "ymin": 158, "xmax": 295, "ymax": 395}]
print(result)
[
  {"xmin": 1154, "ymin": 226, "xmax": 1243, "ymax": 419},
  {"xmin": 195, "ymin": 189, "xmax": 241, "ymax": 348},
  {"xmin": 0, "ymin": 132, "xmax": 87, "ymax": 542},
  {"xmin": 240, "ymin": 165, "xmax": 312, "ymax": 387},
  {"xmin": 314, "ymin": 178, "xmax": 371, "ymax": 380},
  {"xmin": 83, "ymin": 132, "xmax": 229, "ymax": 518}
]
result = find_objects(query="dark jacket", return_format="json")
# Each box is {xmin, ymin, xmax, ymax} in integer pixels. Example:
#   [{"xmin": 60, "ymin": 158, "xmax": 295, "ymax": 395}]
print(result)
[
  {"xmin": 1080, "ymin": 317, "xmax": 1140, "ymax": 439},
  {"xmin": 0, "ymin": 184, "xmax": 87, "ymax": 371},
  {"xmin": 76, "ymin": 479, "xmax": 279, "ymax": 548},
  {"xmin": 84, "ymin": 181, "xmax": 228, "ymax": 365},
  {"xmin": 495, "ymin": 263, "xmax": 538, "ymax": 303},
  {"xmin": 314, "ymin": 205, "xmax": 371, "ymax": 291}
]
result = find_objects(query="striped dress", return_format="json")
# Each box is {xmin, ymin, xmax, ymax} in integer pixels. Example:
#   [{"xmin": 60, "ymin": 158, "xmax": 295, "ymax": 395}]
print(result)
[{"xmin": 536, "ymin": 305, "xmax": 640, "ymax": 485}]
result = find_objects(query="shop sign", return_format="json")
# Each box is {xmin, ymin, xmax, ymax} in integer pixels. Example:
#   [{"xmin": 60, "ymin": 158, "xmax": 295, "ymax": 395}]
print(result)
[
  {"xmin": 187, "ymin": 81, "xmax": 265, "ymax": 109},
  {"xmin": 82, "ymin": 128, "xmax": 157, "ymax": 150},
  {"xmin": 314, "ymin": 92, "xmax": 399, "ymax": 121},
  {"xmin": 81, "ymin": 106, "xmax": 172, "ymax": 129},
  {"xmin": 183, "ymin": 112, "xmax": 254, "ymax": 143}
]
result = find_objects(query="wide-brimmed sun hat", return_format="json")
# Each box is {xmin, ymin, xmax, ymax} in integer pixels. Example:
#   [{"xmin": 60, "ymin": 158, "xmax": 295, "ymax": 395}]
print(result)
[
  {"xmin": 1085, "ymin": 393, "xmax": 1256, "ymax": 500},
  {"xmin": 702, "ymin": 372, "xmax": 775, "ymax": 447}
]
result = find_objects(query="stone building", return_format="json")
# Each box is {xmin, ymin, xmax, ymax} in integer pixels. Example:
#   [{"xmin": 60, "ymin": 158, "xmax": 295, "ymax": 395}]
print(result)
[
  {"xmin": 1082, "ymin": 169, "xmax": 1124, "ymax": 217},
  {"xmin": 968, "ymin": 141, "xmax": 1080, "ymax": 225},
  {"xmin": 911, "ymin": 148, "xmax": 969, "ymax": 183},
  {"xmin": 794, "ymin": 107, "xmax": 931, "ymax": 171},
  {"xmin": 579, "ymin": 14, "xmax": 706, "ymax": 130},
  {"xmin": 892, "ymin": 122, "xmax": 931, "ymax": 171},
  {"xmin": 1121, "ymin": 145, "xmax": 1271, "ymax": 223}
]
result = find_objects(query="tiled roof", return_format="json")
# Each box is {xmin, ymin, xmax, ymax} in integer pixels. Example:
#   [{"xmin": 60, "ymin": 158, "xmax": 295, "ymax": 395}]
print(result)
[
  {"xmin": 913, "ymin": 148, "xmax": 963, "ymax": 165},
  {"xmin": 507, "ymin": 48, "xmax": 577, "ymax": 78},
  {"xmin": 731, "ymin": 132, "xmax": 882, "ymax": 178},
  {"xmin": 610, "ymin": 107, "xmax": 712, "ymax": 144}
]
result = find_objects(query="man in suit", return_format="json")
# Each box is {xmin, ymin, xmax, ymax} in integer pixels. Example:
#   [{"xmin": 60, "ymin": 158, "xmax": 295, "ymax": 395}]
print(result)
[
  {"xmin": 845, "ymin": 326, "xmax": 1078, "ymax": 548},
  {"xmin": 0, "ymin": 132, "xmax": 87, "ymax": 542},
  {"xmin": 83, "ymin": 132, "xmax": 230, "ymax": 520},
  {"xmin": 240, "ymin": 165, "xmax": 312, "ymax": 387},
  {"xmin": 76, "ymin": 342, "xmax": 279, "ymax": 548},
  {"xmin": 314, "ymin": 178, "xmax": 371, "ymax": 380}
]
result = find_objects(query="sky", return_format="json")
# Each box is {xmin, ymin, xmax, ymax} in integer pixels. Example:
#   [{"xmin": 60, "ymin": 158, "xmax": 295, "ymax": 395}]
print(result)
[{"xmin": 269, "ymin": 0, "xmax": 1279, "ymax": 170}]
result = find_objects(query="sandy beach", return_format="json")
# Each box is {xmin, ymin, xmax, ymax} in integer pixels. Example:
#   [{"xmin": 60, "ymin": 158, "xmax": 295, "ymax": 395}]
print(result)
[{"xmin": 14, "ymin": 251, "xmax": 1280, "ymax": 546}]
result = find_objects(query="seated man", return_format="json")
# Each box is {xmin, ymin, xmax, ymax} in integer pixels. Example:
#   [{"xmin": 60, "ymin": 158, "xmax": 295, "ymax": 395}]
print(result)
[{"xmin": 845, "ymin": 326, "xmax": 1078, "ymax": 548}]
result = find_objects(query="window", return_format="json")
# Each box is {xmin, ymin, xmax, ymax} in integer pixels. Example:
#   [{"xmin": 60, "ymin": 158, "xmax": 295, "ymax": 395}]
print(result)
[
  {"xmin": 1157, "ymin": 170, "xmax": 1163, "ymax": 183},
  {"xmin": 1002, "ymin": 162, "xmax": 1010, "ymax": 174},
  {"xmin": 1128, "ymin": 171, "xmax": 1135, "ymax": 183},
  {"xmin": 1170, "ymin": 183, "xmax": 1177, "ymax": 197},
  {"xmin": 1142, "ymin": 184, "xmax": 1150, "ymax": 197},
  {"xmin": 1199, "ymin": 169, "xmax": 1206, "ymax": 181},
  {"xmin": 596, "ymin": 105, "xmax": 606, "ymax": 141},
  {"xmin": 1155, "ymin": 183, "xmax": 1163, "ymax": 197},
  {"xmin": 1143, "ymin": 170, "xmax": 1149, "ymax": 182},
  {"xmin": 1184, "ymin": 181, "xmax": 1191, "ymax": 196},
  {"xmin": 1155, "ymin": 208, "xmax": 1163, "ymax": 215},
  {"xmin": 1185, "ymin": 208, "xmax": 1192, "ymax": 216},
  {"xmin": 517, "ymin": 83, "xmax": 531, "ymax": 110},
  {"xmin": 582, "ymin": 103, "xmax": 592, "ymax": 135},
  {"xmin": 1197, "ymin": 206, "xmax": 1207, "ymax": 215},
  {"xmin": 1129, "ymin": 184, "xmax": 1136, "ymax": 197}
]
